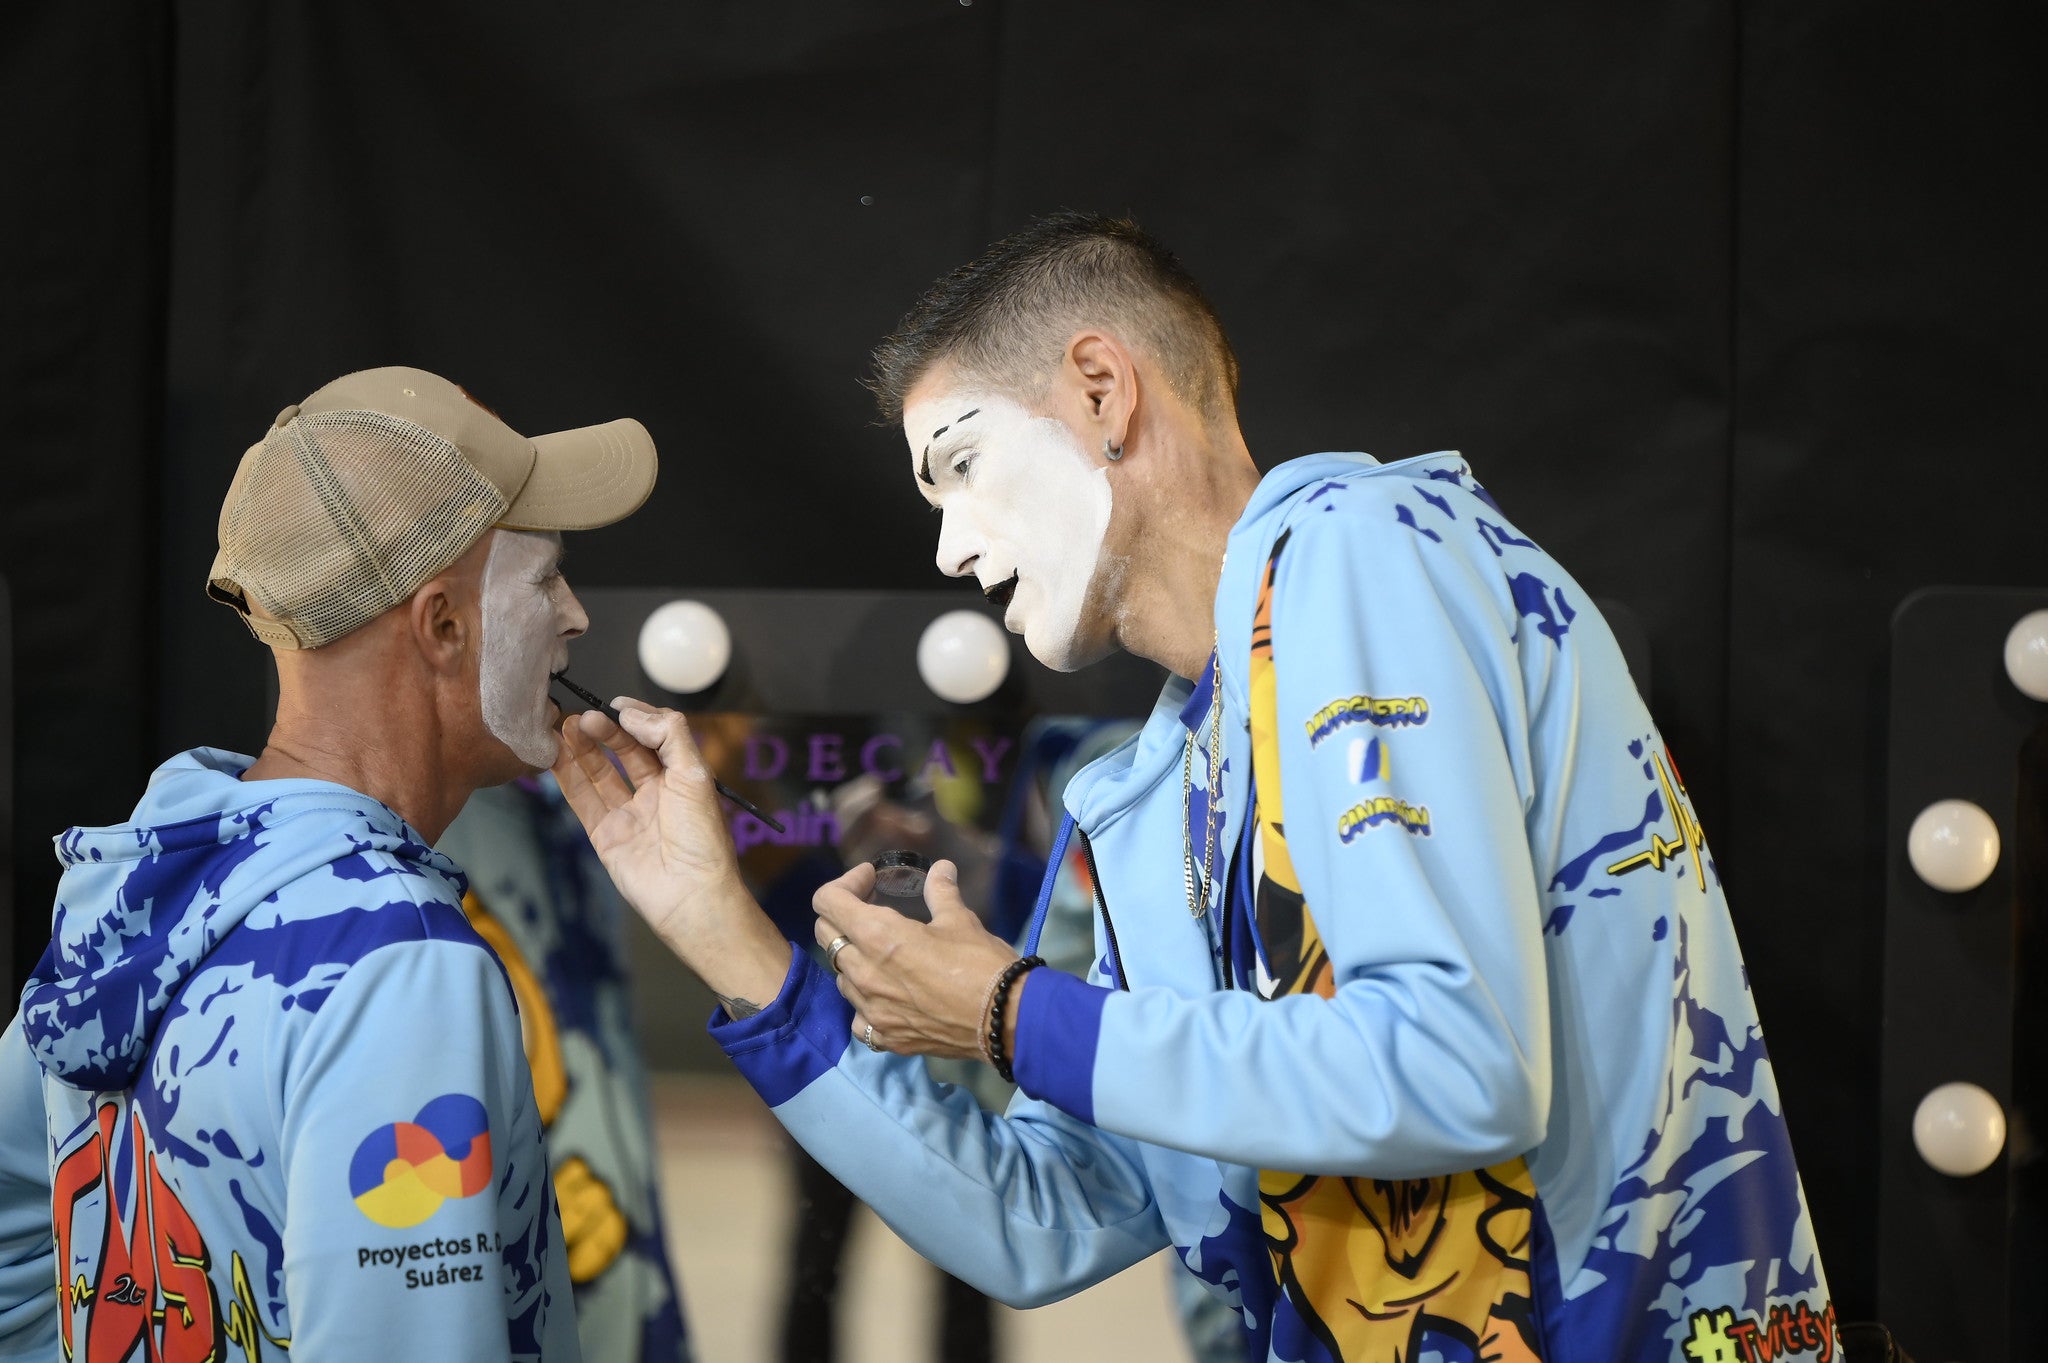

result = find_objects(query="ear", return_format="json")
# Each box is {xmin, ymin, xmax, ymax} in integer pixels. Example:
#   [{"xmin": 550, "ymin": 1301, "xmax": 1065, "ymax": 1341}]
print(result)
[
  {"xmin": 1063, "ymin": 331, "xmax": 1138, "ymax": 458},
  {"xmin": 408, "ymin": 574, "xmax": 472, "ymax": 675}
]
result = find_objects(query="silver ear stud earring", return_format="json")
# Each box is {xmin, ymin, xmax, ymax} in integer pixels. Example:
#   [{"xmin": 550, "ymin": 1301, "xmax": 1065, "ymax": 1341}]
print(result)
[{"xmin": 1104, "ymin": 440, "xmax": 1124, "ymax": 461}]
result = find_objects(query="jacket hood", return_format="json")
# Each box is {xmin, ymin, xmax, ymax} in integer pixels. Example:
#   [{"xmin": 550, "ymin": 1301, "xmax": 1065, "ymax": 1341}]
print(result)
[
  {"xmin": 19, "ymin": 748, "xmax": 462, "ymax": 1091},
  {"xmin": 1063, "ymin": 451, "xmax": 1470, "ymax": 830},
  {"xmin": 1214, "ymin": 450, "xmax": 1468, "ymax": 720}
]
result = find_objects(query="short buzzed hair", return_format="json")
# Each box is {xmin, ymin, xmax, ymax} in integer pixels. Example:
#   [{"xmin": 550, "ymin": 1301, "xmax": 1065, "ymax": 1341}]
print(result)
[{"xmin": 867, "ymin": 213, "xmax": 1240, "ymax": 424}]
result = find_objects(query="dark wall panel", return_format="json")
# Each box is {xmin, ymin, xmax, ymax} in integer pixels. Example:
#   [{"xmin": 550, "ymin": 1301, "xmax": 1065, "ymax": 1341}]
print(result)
[
  {"xmin": 159, "ymin": 0, "xmax": 1007, "ymax": 759},
  {"xmin": 986, "ymin": 2, "xmax": 1738, "ymax": 830},
  {"xmin": 0, "ymin": 2, "xmax": 173, "ymax": 989},
  {"xmin": 1729, "ymin": 0, "xmax": 2048, "ymax": 1315}
]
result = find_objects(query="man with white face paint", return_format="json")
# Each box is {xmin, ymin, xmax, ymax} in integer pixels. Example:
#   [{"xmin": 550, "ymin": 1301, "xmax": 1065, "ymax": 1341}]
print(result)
[
  {"xmin": 482, "ymin": 527, "xmax": 585, "ymax": 769},
  {"xmin": 915, "ymin": 392, "xmax": 1118, "ymax": 672},
  {"xmin": 0, "ymin": 366, "xmax": 654, "ymax": 1362},
  {"xmin": 555, "ymin": 215, "xmax": 1834, "ymax": 1362}
]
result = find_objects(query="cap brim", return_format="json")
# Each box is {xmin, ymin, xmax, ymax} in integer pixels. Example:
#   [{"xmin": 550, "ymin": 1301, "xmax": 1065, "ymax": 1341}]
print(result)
[{"xmin": 500, "ymin": 417, "xmax": 658, "ymax": 531}]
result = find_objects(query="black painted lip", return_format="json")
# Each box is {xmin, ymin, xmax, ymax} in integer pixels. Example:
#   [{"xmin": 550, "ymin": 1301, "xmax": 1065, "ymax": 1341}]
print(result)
[{"xmin": 983, "ymin": 572, "xmax": 1019, "ymax": 610}]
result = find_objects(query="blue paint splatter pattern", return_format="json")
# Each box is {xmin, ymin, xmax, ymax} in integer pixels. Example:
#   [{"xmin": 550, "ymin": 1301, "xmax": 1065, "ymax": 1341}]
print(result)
[
  {"xmin": 1531, "ymin": 719, "xmax": 1829, "ymax": 1353},
  {"xmin": 1249, "ymin": 457, "xmax": 1830, "ymax": 1355}
]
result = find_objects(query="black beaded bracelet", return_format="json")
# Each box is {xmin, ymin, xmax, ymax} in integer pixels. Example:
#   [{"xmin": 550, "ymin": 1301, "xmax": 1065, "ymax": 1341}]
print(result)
[{"xmin": 984, "ymin": 955, "xmax": 1045, "ymax": 1084}]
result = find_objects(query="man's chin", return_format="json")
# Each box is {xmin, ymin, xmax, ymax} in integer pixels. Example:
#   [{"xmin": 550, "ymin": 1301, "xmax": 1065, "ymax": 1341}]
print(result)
[
  {"xmin": 481, "ymin": 726, "xmax": 561, "ymax": 785},
  {"xmin": 522, "ymin": 729, "xmax": 562, "ymax": 772},
  {"xmin": 1023, "ymin": 626, "xmax": 1116, "ymax": 674}
]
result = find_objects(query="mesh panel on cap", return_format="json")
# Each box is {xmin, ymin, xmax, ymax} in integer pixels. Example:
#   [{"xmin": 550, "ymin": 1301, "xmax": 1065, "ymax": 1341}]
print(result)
[{"xmin": 220, "ymin": 411, "xmax": 508, "ymax": 648}]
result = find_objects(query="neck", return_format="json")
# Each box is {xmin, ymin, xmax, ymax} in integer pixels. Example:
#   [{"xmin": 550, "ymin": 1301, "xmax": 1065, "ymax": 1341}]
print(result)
[
  {"xmin": 243, "ymin": 666, "xmax": 479, "ymax": 845},
  {"xmin": 1113, "ymin": 424, "xmax": 1262, "ymax": 680}
]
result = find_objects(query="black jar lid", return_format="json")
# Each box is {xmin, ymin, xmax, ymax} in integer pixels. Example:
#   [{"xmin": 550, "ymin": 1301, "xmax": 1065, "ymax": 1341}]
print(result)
[{"xmin": 871, "ymin": 849, "xmax": 930, "ymax": 897}]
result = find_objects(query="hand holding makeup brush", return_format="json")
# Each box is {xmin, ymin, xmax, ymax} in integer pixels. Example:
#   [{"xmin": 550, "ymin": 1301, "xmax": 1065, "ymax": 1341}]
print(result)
[{"xmin": 552, "ymin": 699, "xmax": 789, "ymax": 1008}]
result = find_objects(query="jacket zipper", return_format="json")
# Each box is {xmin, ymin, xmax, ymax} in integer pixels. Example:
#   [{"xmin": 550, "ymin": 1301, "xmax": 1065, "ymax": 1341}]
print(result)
[
  {"xmin": 1219, "ymin": 867, "xmax": 1236, "ymax": 992},
  {"xmin": 1075, "ymin": 828, "xmax": 1130, "ymax": 991},
  {"xmin": 1218, "ymin": 800, "xmax": 1255, "ymax": 993}
]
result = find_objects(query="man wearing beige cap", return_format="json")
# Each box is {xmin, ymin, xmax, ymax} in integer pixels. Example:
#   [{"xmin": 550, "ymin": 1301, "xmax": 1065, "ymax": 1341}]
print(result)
[{"xmin": 0, "ymin": 367, "xmax": 654, "ymax": 1361}]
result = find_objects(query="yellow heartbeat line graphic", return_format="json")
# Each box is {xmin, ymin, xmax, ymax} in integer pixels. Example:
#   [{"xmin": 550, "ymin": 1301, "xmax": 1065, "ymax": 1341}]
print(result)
[{"xmin": 1606, "ymin": 751, "xmax": 1707, "ymax": 892}]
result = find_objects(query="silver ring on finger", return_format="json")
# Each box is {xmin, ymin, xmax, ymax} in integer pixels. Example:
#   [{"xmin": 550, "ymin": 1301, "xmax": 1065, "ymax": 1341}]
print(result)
[
  {"xmin": 826, "ymin": 934, "xmax": 853, "ymax": 975},
  {"xmin": 863, "ymin": 1022, "xmax": 883, "ymax": 1052}
]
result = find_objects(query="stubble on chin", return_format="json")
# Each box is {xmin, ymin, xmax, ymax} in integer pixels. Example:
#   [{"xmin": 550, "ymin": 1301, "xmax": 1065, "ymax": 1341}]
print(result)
[
  {"xmin": 1069, "ymin": 550, "xmax": 1134, "ymax": 669},
  {"xmin": 529, "ymin": 725, "xmax": 563, "ymax": 771},
  {"xmin": 1030, "ymin": 578, "xmax": 1126, "ymax": 673},
  {"xmin": 1027, "ymin": 632, "xmax": 1088, "ymax": 673},
  {"xmin": 496, "ymin": 696, "xmax": 563, "ymax": 772}
]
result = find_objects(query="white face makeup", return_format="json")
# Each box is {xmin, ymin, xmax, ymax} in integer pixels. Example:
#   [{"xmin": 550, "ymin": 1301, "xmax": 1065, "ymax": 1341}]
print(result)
[
  {"xmin": 479, "ymin": 529, "xmax": 581, "ymax": 768},
  {"xmin": 905, "ymin": 391, "xmax": 1114, "ymax": 671}
]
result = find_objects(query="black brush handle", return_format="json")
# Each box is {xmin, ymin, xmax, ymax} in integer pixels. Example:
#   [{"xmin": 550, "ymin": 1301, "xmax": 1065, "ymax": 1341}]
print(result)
[
  {"xmin": 551, "ymin": 672, "xmax": 785, "ymax": 833},
  {"xmin": 550, "ymin": 670, "xmax": 620, "ymax": 725},
  {"xmin": 710, "ymin": 783, "xmax": 786, "ymax": 834}
]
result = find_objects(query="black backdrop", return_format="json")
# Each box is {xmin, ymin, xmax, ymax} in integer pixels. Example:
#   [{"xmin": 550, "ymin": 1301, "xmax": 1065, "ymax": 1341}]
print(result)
[{"xmin": 4, "ymin": 0, "xmax": 2044, "ymax": 1319}]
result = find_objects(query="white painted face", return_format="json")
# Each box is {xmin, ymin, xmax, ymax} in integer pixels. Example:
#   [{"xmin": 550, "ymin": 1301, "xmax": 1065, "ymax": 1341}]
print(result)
[
  {"xmin": 479, "ymin": 529, "xmax": 585, "ymax": 768},
  {"xmin": 905, "ymin": 390, "xmax": 1113, "ymax": 671}
]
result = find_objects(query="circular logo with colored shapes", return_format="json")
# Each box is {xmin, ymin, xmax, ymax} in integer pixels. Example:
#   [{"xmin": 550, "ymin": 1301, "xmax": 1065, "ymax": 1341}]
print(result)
[{"xmin": 348, "ymin": 1094, "xmax": 493, "ymax": 1229}]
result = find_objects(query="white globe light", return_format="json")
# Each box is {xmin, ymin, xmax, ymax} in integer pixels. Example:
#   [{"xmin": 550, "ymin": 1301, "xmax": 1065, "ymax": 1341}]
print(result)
[
  {"xmin": 1912, "ymin": 1081, "xmax": 2006, "ymax": 1177},
  {"xmin": 917, "ymin": 609, "xmax": 1009, "ymax": 704},
  {"xmin": 637, "ymin": 600, "xmax": 732, "ymax": 694},
  {"xmin": 2005, "ymin": 608, "xmax": 2048, "ymax": 702},
  {"xmin": 1906, "ymin": 799, "xmax": 2001, "ymax": 893}
]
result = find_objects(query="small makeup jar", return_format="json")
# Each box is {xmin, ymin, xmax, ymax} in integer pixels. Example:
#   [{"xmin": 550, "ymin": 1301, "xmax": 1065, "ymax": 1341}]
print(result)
[{"xmin": 870, "ymin": 850, "xmax": 931, "ymax": 921}]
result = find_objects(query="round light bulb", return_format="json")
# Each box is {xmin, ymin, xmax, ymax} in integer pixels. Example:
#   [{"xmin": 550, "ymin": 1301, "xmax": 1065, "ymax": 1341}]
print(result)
[
  {"xmin": 637, "ymin": 600, "xmax": 732, "ymax": 694},
  {"xmin": 1906, "ymin": 799, "xmax": 2001, "ymax": 893},
  {"xmin": 2005, "ymin": 608, "xmax": 2048, "ymax": 702},
  {"xmin": 1912, "ymin": 1081, "xmax": 2006, "ymax": 1177},
  {"xmin": 917, "ymin": 609, "xmax": 1009, "ymax": 704}
]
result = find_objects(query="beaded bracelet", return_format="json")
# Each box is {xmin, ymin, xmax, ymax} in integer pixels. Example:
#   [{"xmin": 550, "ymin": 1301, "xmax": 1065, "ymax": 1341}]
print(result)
[{"xmin": 981, "ymin": 955, "xmax": 1044, "ymax": 1084}]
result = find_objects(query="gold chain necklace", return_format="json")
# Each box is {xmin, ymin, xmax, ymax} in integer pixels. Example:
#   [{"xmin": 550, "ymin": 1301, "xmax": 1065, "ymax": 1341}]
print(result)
[{"xmin": 1182, "ymin": 643, "xmax": 1222, "ymax": 918}]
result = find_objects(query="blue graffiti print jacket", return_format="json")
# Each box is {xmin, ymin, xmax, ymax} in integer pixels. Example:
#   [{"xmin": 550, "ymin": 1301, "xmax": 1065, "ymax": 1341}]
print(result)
[
  {"xmin": 0, "ymin": 749, "xmax": 578, "ymax": 1361},
  {"xmin": 706, "ymin": 453, "xmax": 1833, "ymax": 1363}
]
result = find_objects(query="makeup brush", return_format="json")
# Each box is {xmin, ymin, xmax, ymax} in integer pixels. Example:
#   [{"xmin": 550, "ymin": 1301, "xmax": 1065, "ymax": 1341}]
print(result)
[{"xmin": 551, "ymin": 670, "xmax": 786, "ymax": 833}]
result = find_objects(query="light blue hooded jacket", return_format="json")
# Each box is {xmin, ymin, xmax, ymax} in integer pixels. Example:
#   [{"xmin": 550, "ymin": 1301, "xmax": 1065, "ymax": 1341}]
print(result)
[
  {"xmin": 708, "ymin": 453, "xmax": 1833, "ymax": 1363},
  {"xmin": 0, "ymin": 750, "xmax": 578, "ymax": 1361}
]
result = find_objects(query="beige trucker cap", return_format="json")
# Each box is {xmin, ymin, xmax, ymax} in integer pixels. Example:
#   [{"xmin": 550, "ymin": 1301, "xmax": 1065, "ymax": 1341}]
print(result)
[{"xmin": 207, "ymin": 366, "xmax": 657, "ymax": 649}]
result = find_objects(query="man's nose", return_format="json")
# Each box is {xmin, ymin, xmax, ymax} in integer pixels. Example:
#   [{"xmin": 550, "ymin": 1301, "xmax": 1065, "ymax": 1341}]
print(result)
[
  {"xmin": 934, "ymin": 509, "xmax": 978, "ymax": 580},
  {"xmin": 558, "ymin": 580, "xmax": 590, "ymax": 638}
]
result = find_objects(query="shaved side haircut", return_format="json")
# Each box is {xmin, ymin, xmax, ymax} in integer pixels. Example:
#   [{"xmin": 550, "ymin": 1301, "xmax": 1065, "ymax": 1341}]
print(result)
[{"xmin": 868, "ymin": 212, "xmax": 1241, "ymax": 424}]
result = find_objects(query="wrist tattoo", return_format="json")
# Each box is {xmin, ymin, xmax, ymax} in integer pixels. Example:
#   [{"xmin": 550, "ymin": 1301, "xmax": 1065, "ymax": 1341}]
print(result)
[{"xmin": 717, "ymin": 994, "xmax": 762, "ymax": 1020}]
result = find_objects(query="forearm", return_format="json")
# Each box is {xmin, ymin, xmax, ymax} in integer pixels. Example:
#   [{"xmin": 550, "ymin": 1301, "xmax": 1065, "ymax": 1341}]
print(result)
[
  {"xmin": 1013, "ymin": 968, "xmax": 1548, "ymax": 1178},
  {"xmin": 715, "ymin": 949, "xmax": 1166, "ymax": 1305},
  {"xmin": 647, "ymin": 877, "xmax": 791, "ymax": 1015},
  {"xmin": 786, "ymin": 1061, "xmax": 1165, "ymax": 1306}
]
